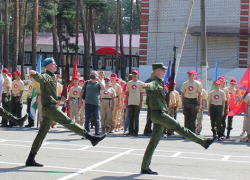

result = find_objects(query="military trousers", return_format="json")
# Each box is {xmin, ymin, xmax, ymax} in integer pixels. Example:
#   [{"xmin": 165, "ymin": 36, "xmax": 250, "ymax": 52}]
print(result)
[
  {"xmin": 111, "ymin": 98, "xmax": 119, "ymax": 129},
  {"xmin": 227, "ymin": 108, "xmax": 234, "ymax": 131},
  {"xmin": 183, "ymin": 98, "xmax": 198, "ymax": 133},
  {"xmin": 30, "ymin": 104, "xmax": 87, "ymax": 153},
  {"xmin": 221, "ymin": 101, "xmax": 228, "ymax": 135},
  {"xmin": 0, "ymin": 106, "xmax": 13, "ymax": 121},
  {"xmin": 210, "ymin": 104, "xmax": 223, "ymax": 135},
  {"xmin": 196, "ymin": 111, "xmax": 203, "ymax": 133},
  {"xmin": 141, "ymin": 110, "xmax": 208, "ymax": 170},
  {"xmin": 128, "ymin": 105, "xmax": 140, "ymax": 134},
  {"xmin": 166, "ymin": 107, "xmax": 175, "ymax": 134},
  {"xmin": 100, "ymin": 99, "xmax": 113, "ymax": 128},
  {"xmin": 1, "ymin": 93, "xmax": 11, "ymax": 125},
  {"xmin": 174, "ymin": 106, "xmax": 178, "ymax": 120},
  {"xmin": 69, "ymin": 98, "xmax": 80, "ymax": 123},
  {"xmin": 79, "ymin": 100, "xmax": 85, "ymax": 126},
  {"xmin": 11, "ymin": 96, "xmax": 22, "ymax": 118}
]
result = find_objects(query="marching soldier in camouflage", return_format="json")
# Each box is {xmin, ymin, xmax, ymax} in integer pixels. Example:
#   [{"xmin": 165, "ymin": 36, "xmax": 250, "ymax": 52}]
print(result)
[
  {"xmin": 0, "ymin": 106, "xmax": 27, "ymax": 127},
  {"xmin": 181, "ymin": 70, "xmax": 202, "ymax": 133},
  {"xmin": 25, "ymin": 58, "xmax": 106, "ymax": 167},
  {"xmin": 140, "ymin": 63, "xmax": 216, "ymax": 175}
]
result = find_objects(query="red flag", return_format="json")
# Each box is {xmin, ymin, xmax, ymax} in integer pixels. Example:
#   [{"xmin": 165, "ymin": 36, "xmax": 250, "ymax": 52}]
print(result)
[
  {"xmin": 66, "ymin": 55, "xmax": 79, "ymax": 117},
  {"xmin": 228, "ymin": 66, "xmax": 250, "ymax": 116}
]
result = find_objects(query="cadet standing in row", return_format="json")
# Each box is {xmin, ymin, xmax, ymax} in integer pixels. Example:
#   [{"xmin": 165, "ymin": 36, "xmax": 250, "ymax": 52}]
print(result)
[
  {"xmin": 25, "ymin": 58, "xmax": 106, "ymax": 167},
  {"xmin": 11, "ymin": 70, "xmax": 24, "ymax": 127},
  {"xmin": 181, "ymin": 70, "xmax": 202, "ymax": 133},
  {"xmin": 208, "ymin": 80, "xmax": 226, "ymax": 140},
  {"xmin": 1, "ymin": 68, "xmax": 12, "ymax": 127},
  {"xmin": 140, "ymin": 63, "xmax": 216, "ymax": 175},
  {"xmin": 218, "ymin": 76, "xmax": 229, "ymax": 137},
  {"xmin": 68, "ymin": 77, "xmax": 82, "ymax": 124}
]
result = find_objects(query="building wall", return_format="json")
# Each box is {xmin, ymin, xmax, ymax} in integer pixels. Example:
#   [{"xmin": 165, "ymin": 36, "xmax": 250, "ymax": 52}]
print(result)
[{"xmin": 139, "ymin": 0, "xmax": 246, "ymax": 68}]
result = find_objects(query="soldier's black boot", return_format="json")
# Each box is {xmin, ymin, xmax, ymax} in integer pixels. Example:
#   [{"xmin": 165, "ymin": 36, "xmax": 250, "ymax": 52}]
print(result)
[
  {"xmin": 85, "ymin": 132, "xmax": 106, "ymax": 146},
  {"xmin": 25, "ymin": 152, "xmax": 43, "ymax": 166},
  {"xmin": 11, "ymin": 114, "xmax": 28, "ymax": 127},
  {"xmin": 226, "ymin": 130, "xmax": 231, "ymax": 139},
  {"xmin": 141, "ymin": 168, "xmax": 158, "ymax": 175},
  {"xmin": 204, "ymin": 136, "xmax": 217, "ymax": 149},
  {"xmin": 212, "ymin": 130, "xmax": 217, "ymax": 137}
]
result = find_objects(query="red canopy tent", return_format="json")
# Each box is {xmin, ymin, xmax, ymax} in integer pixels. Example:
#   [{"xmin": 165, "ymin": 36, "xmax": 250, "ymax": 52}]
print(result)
[{"xmin": 96, "ymin": 47, "xmax": 121, "ymax": 55}]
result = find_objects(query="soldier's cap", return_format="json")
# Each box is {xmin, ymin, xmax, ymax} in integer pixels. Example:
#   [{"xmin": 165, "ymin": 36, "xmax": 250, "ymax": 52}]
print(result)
[
  {"xmin": 0, "ymin": 68, "xmax": 9, "ymax": 73},
  {"xmin": 110, "ymin": 73, "xmax": 117, "ymax": 79},
  {"xmin": 56, "ymin": 74, "xmax": 61, "ymax": 78},
  {"xmin": 132, "ymin": 70, "xmax": 139, "ymax": 74},
  {"xmin": 7, "ymin": 73, "xmax": 12, "ymax": 78},
  {"xmin": 174, "ymin": 81, "xmax": 177, "ymax": 85},
  {"xmin": 104, "ymin": 77, "xmax": 111, "ymax": 81},
  {"xmin": 79, "ymin": 79, "xmax": 85, "ymax": 83},
  {"xmin": 42, "ymin": 57, "xmax": 55, "ymax": 67},
  {"xmin": 187, "ymin": 70, "xmax": 196, "ymax": 74},
  {"xmin": 214, "ymin": 80, "xmax": 221, "ymax": 85},
  {"xmin": 231, "ymin": 79, "xmax": 237, "ymax": 84},
  {"xmin": 13, "ymin": 70, "xmax": 21, "ymax": 76},
  {"xmin": 197, "ymin": 79, "xmax": 202, "ymax": 83},
  {"xmin": 218, "ymin": 76, "xmax": 225, "ymax": 82},
  {"xmin": 28, "ymin": 75, "xmax": 31, "ymax": 77},
  {"xmin": 73, "ymin": 76, "xmax": 79, "ymax": 81},
  {"xmin": 152, "ymin": 63, "xmax": 168, "ymax": 71}
]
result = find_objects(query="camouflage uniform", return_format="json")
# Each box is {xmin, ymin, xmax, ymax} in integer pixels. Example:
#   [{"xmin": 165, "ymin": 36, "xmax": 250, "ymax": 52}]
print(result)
[
  {"xmin": 141, "ymin": 75, "xmax": 209, "ymax": 171},
  {"xmin": 29, "ymin": 71, "xmax": 87, "ymax": 153}
]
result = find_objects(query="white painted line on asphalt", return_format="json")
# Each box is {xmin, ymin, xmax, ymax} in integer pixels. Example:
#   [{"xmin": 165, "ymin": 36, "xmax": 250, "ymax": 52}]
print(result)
[
  {"xmin": 77, "ymin": 146, "xmax": 91, "ymax": 150},
  {"xmin": 0, "ymin": 140, "xmax": 7, "ymax": 143},
  {"xmin": 42, "ymin": 143, "xmax": 50, "ymax": 146},
  {"xmin": 222, "ymin": 155, "xmax": 231, "ymax": 161},
  {"xmin": 57, "ymin": 149, "xmax": 135, "ymax": 180},
  {"xmin": 172, "ymin": 152, "xmax": 182, "ymax": 157},
  {"xmin": 235, "ymin": 139, "xmax": 240, "ymax": 143},
  {"xmin": 90, "ymin": 169, "xmax": 218, "ymax": 180}
]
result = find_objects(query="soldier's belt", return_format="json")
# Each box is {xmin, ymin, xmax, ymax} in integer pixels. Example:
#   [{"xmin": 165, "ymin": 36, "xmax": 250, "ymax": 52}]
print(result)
[
  {"xmin": 12, "ymin": 94, "xmax": 20, "ymax": 97},
  {"xmin": 115, "ymin": 96, "xmax": 119, "ymax": 98},
  {"xmin": 185, "ymin": 98, "xmax": 197, "ymax": 100},
  {"xmin": 71, "ymin": 97, "xmax": 79, "ymax": 99},
  {"xmin": 102, "ymin": 98, "xmax": 112, "ymax": 100}
]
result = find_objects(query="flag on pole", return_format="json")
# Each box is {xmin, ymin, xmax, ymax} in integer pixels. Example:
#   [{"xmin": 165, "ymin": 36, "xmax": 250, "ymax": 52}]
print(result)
[
  {"xmin": 0, "ymin": 73, "xmax": 4, "ymax": 103},
  {"xmin": 65, "ymin": 55, "xmax": 78, "ymax": 117},
  {"xmin": 164, "ymin": 60, "xmax": 171, "ymax": 85},
  {"xmin": 29, "ymin": 55, "xmax": 42, "ymax": 120},
  {"xmin": 210, "ymin": 60, "xmax": 219, "ymax": 91},
  {"xmin": 228, "ymin": 66, "xmax": 250, "ymax": 116}
]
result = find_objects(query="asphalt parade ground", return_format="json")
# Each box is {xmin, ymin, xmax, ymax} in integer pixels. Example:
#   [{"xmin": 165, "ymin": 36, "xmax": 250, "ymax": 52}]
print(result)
[{"xmin": 0, "ymin": 105, "xmax": 250, "ymax": 180}]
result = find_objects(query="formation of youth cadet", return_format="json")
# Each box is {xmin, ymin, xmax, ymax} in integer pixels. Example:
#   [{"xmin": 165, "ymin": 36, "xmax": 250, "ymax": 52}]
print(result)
[
  {"xmin": 68, "ymin": 77, "xmax": 82, "ymax": 124},
  {"xmin": 1, "ymin": 68, "xmax": 12, "ymax": 127},
  {"xmin": 196, "ymin": 79, "xmax": 208, "ymax": 135},
  {"xmin": 140, "ymin": 63, "xmax": 216, "ymax": 175},
  {"xmin": 25, "ymin": 75, "xmax": 35, "ymax": 127},
  {"xmin": 226, "ymin": 79, "xmax": 237, "ymax": 139},
  {"xmin": 218, "ymin": 76, "xmax": 229, "ymax": 138},
  {"xmin": 11, "ymin": 70, "xmax": 24, "ymax": 127},
  {"xmin": 25, "ymin": 58, "xmax": 106, "ymax": 167},
  {"xmin": 181, "ymin": 70, "xmax": 201, "ymax": 133},
  {"xmin": 208, "ymin": 80, "xmax": 226, "ymax": 140}
]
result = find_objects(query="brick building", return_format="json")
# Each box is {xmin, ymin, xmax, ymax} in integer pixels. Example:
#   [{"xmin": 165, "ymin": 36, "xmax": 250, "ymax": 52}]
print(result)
[{"xmin": 139, "ymin": 0, "xmax": 250, "ymax": 69}]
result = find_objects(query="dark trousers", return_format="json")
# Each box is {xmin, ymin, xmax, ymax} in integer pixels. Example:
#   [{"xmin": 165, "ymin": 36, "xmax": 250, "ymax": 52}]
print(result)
[
  {"xmin": 27, "ymin": 97, "xmax": 34, "ymax": 126},
  {"xmin": 210, "ymin": 104, "xmax": 223, "ymax": 136},
  {"xmin": 221, "ymin": 101, "xmax": 228, "ymax": 135},
  {"xmin": 11, "ymin": 96, "xmax": 23, "ymax": 118},
  {"xmin": 1, "ymin": 93, "xmax": 11, "ymax": 125},
  {"xmin": 143, "ymin": 104, "xmax": 152, "ymax": 134},
  {"xmin": 128, "ymin": 105, "xmax": 140, "ymax": 134},
  {"xmin": 183, "ymin": 98, "xmax": 198, "ymax": 133},
  {"xmin": 227, "ymin": 116, "xmax": 233, "ymax": 131}
]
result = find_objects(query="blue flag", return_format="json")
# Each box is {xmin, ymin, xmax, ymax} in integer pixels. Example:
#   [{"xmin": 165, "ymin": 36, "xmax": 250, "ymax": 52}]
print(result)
[
  {"xmin": 164, "ymin": 60, "xmax": 171, "ymax": 85},
  {"xmin": 30, "ymin": 55, "xmax": 42, "ymax": 119},
  {"xmin": 213, "ymin": 60, "xmax": 218, "ymax": 80}
]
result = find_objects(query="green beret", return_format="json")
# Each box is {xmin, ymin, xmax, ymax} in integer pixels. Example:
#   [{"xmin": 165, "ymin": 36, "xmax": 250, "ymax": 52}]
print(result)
[
  {"xmin": 42, "ymin": 57, "xmax": 55, "ymax": 67},
  {"xmin": 152, "ymin": 63, "xmax": 168, "ymax": 71}
]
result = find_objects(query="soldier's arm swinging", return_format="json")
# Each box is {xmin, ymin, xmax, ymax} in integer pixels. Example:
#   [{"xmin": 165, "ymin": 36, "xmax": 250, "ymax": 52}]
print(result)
[{"xmin": 30, "ymin": 70, "xmax": 44, "ymax": 84}]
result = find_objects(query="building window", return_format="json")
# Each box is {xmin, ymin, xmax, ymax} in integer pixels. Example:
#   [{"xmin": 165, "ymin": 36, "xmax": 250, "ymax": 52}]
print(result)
[{"xmin": 25, "ymin": 54, "xmax": 31, "ymax": 64}]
